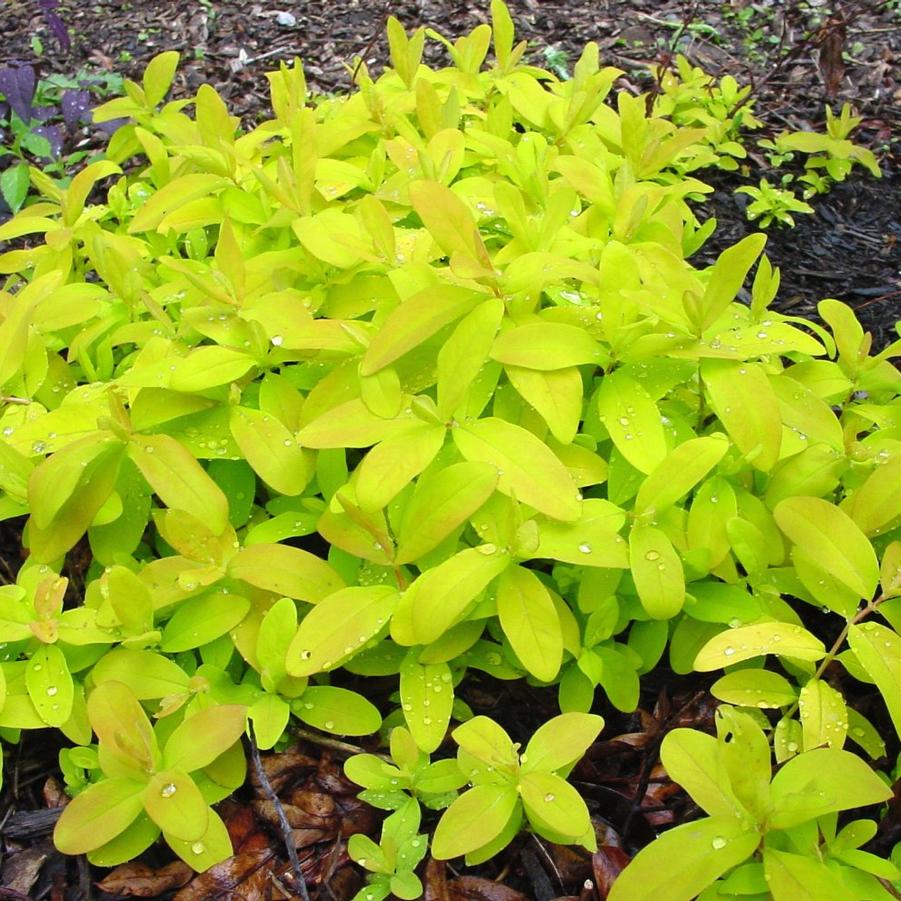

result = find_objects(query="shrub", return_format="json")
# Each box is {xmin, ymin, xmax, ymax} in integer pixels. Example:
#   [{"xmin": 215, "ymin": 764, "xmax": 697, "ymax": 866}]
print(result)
[{"xmin": 0, "ymin": 2, "xmax": 898, "ymax": 894}]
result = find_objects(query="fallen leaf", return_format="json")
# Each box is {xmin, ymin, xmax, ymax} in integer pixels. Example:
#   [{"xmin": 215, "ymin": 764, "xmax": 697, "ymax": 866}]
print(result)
[{"xmin": 97, "ymin": 860, "xmax": 193, "ymax": 897}]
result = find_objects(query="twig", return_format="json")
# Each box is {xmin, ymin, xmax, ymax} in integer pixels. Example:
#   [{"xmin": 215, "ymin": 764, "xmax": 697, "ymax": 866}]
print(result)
[
  {"xmin": 292, "ymin": 727, "xmax": 388, "ymax": 760},
  {"xmin": 248, "ymin": 729, "xmax": 311, "ymax": 901}
]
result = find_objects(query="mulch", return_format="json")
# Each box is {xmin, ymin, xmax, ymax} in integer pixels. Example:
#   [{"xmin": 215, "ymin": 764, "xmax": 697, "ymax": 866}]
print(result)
[{"xmin": 0, "ymin": 1, "xmax": 900, "ymax": 899}]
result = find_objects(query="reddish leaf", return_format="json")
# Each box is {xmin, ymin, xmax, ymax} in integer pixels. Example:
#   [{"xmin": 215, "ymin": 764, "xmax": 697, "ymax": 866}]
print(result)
[
  {"xmin": 97, "ymin": 861, "xmax": 193, "ymax": 897},
  {"xmin": 593, "ymin": 846, "xmax": 630, "ymax": 898},
  {"xmin": 448, "ymin": 876, "xmax": 530, "ymax": 901},
  {"xmin": 174, "ymin": 849, "xmax": 275, "ymax": 901}
]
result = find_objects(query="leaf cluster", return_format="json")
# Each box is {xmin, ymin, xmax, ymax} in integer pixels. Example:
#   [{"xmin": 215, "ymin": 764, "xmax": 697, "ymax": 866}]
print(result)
[{"xmin": 0, "ymin": 0, "xmax": 898, "ymax": 888}]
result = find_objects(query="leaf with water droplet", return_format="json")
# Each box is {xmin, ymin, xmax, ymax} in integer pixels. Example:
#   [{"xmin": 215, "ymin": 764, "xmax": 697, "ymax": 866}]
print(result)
[
  {"xmin": 629, "ymin": 523, "xmax": 684, "ymax": 619},
  {"xmin": 26, "ymin": 643, "xmax": 74, "ymax": 727},
  {"xmin": 694, "ymin": 622, "xmax": 825, "ymax": 671},
  {"xmin": 520, "ymin": 770, "xmax": 593, "ymax": 847},
  {"xmin": 143, "ymin": 770, "xmax": 209, "ymax": 841},
  {"xmin": 399, "ymin": 650, "xmax": 453, "ymax": 753}
]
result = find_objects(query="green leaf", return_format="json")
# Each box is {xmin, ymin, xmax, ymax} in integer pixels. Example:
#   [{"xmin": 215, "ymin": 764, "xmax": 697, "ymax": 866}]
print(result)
[
  {"xmin": 607, "ymin": 815, "xmax": 760, "ymax": 901},
  {"xmin": 143, "ymin": 770, "xmax": 209, "ymax": 841},
  {"xmin": 436, "ymin": 298, "xmax": 505, "ymax": 419},
  {"xmin": 453, "ymin": 417, "xmax": 581, "ymax": 521},
  {"xmin": 702, "ymin": 360, "xmax": 781, "ymax": 471},
  {"xmin": 399, "ymin": 652, "xmax": 453, "ymax": 753},
  {"xmin": 521, "ymin": 713, "xmax": 604, "ymax": 774},
  {"xmin": 395, "ymin": 461, "xmax": 498, "ymax": 564},
  {"xmin": 409, "ymin": 180, "xmax": 481, "ymax": 260},
  {"xmin": 361, "ymin": 285, "xmax": 482, "ymax": 376},
  {"xmin": 520, "ymin": 770, "xmax": 592, "ymax": 843},
  {"xmin": 661, "ymin": 729, "xmax": 745, "ymax": 817},
  {"xmin": 142, "ymin": 50, "xmax": 180, "ymax": 107},
  {"xmin": 491, "ymin": 322, "xmax": 601, "ymax": 370},
  {"xmin": 496, "ymin": 565, "xmax": 562, "ymax": 682},
  {"xmin": 505, "ymin": 366, "xmax": 583, "ymax": 444},
  {"xmin": 533, "ymin": 499, "xmax": 628, "ymax": 568},
  {"xmin": 629, "ymin": 523, "xmax": 685, "ymax": 619},
  {"xmin": 710, "ymin": 670, "xmax": 797, "ymax": 709},
  {"xmin": 764, "ymin": 848, "xmax": 853, "ymax": 901},
  {"xmin": 694, "ymin": 622, "xmax": 825, "ymax": 671},
  {"xmin": 26, "ymin": 643, "xmax": 74, "ymax": 727},
  {"xmin": 848, "ymin": 622, "xmax": 901, "ymax": 737},
  {"xmin": 698, "ymin": 233, "xmax": 766, "ymax": 330},
  {"xmin": 844, "ymin": 459, "xmax": 901, "ymax": 537},
  {"xmin": 228, "ymin": 543, "xmax": 344, "ymax": 602},
  {"xmin": 91, "ymin": 649, "xmax": 191, "ymax": 700},
  {"xmin": 404, "ymin": 547, "xmax": 510, "ymax": 646},
  {"xmin": 248, "ymin": 694, "xmax": 290, "ymax": 751},
  {"xmin": 161, "ymin": 592, "xmax": 250, "ymax": 652},
  {"xmin": 88, "ymin": 680, "xmax": 159, "ymax": 778},
  {"xmin": 54, "ymin": 777, "xmax": 146, "ymax": 855},
  {"xmin": 769, "ymin": 748, "xmax": 893, "ymax": 829},
  {"xmin": 162, "ymin": 705, "xmax": 247, "ymax": 772},
  {"xmin": 431, "ymin": 784, "xmax": 519, "ymax": 860},
  {"xmin": 774, "ymin": 497, "xmax": 879, "ymax": 600},
  {"xmin": 0, "ymin": 162, "xmax": 30, "ymax": 213},
  {"xmin": 634, "ymin": 435, "xmax": 729, "ymax": 515},
  {"xmin": 453, "ymin": 716, "xmax": 519, "ymax": 772},
  {"xmin": 164, "ymin": 807, "xmax": 233, "ymax": 872},
  {"xmin": 799, "ymin": 678, "xmax": 847, "ymax": 751},
  {"xmin": 354, "ymin": 422, "xmax": 446, "ymax": 512},
  {"xmin": 715, "ymin": 707, "xmax": 771, "ymax": 822},
  {"xmin": 229, "ymin": 406, "xmax": 311, "ymax": 496},
  {"xmin": 596, "ymin": 370, "xmax": 668, "ymax": 475},
  {"xmin": 295, "ymin": 686, "xmax": 381, "ymax": 736},
  {"xmin": 128, "ymin": 434, "xmax": 229, "ymax": 534},
  {"xmin": 286, "ymin": 586, "xmax": 398, "ymax": 676}
]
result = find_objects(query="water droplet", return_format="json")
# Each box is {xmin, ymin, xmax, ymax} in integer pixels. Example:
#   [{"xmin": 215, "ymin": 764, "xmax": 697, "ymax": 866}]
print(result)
[
  {"xmin": 191, "ymin": 841, "xmax": 205, "ymax": 855},
  {"xmin": 644, "ymin": 550, "xmax": 660, "ymax": 561},
  {"xmin": 723, "ymin": 646, "xmax": 735, "ymax": 657},
  {"xmin": 324, "ymin": 720, "xmax": 335, "ymax": 730},
  {"xmin": 578, "ymin": 542, "xmax": 592, "ymax": 554},
  {"xmin": 1, "ymin": 426, "xmax": 13, "ymax": 436},
  {"xmin": 144, "ymin": 445, "xmax": 155, "ymax": 454},
  {"xmin": 486, "ymin": 653, "xmax": 502, "ymax": 666},
  {"xmin": 618, "ymin": 416, "xmax": 629, "ymax": 426},
  {"xmin": 544, "ymin": 793, "xmax": 555, "ymax": 802},
  {"xmin": 160, "ymin": 783, "xmax": 177, "ymax": 798},
  {"xmin": 728, "ymin": 617, "xmax": 742, "ymax": 629},
  {"xmin": 711, "ymin": 836, "xmax": 727, "ymax": 850},
  {"xmin": 477, "ymin": 543, "xmax": 497, "ymax": 555},
  {"xmin": 46, "ymin": 686, "xmax": 58, "ymax": 697},
  {"xmin": 32, "ymin": 664, "xmax": 42, "ymax": 672},
  {"xmin": 786, "ymin": 741, "xmax": 798, "ymax": 753},
  {"xmin": 32, "ymin": 440, "xmax": 46, "ymax": 453}
]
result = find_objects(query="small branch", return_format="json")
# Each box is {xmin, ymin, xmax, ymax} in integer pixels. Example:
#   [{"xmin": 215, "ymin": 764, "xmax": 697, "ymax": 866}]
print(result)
[
  {"xmin": 293, "ymin": 727, "xmax": 391, "ymax": 761},
  {"xmin": 248, "ymin": 729, "xmax": 311, "ymax": 901}
]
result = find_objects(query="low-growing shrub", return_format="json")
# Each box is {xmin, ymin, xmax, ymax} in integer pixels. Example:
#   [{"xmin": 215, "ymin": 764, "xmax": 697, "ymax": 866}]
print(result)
[{"xmin": 0, "ymin": 3, "xmax": 899, "ymax": 896}]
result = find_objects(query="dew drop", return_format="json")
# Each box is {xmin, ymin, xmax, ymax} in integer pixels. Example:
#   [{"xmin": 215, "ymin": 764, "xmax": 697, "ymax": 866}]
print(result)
[
  {"xmin": 46, "ymin": 686, "xmax": 58, "ymax": 697},
  {"xmin": 477, "ymin": 543, "xmax": 498, "ymax": 555},
  {"xmin": 32, "ymin": 440, "xmax": 46, "ymax": 453},
  {"xmin": 191, "ymin": 842, "xmax": 205, "ymax": 855},
  {"xmin": 544, "ymin": 792, "xmax": 555, "ymax": 802},
  {"xmin": 324, "ymin": 720, "xmax": 335, "ymax": 730},
  {"xmin": 160, "ymin": 783, "xmax": 177, "ymax": 798},
  {"xmin": 423, "ymin": 717, "xmax": 432, "ymax": 725},
  {"xmin": 728, "ymin": 617, "xmax": 742, "ymax": 629},
  {"xmin": 270, "ymin": 335, "xmax": 284, "ymax": 346},
  {"xmin": 1, "ymin": 426, "xmax": 13, "ymax": 437},
  {"xmin": 711, "ymin": 836, "xmax": 727, "ymax": 850},
  {"xmin": 723, "ymin": 646, "xmax": 736, "ymax": 657},
  {"xmin": 578, "ymin": 542, "xmax": 592, "ymax": 554},
  {"xmin": 786, "ymin": 741, "xmax": 798, "ymax": 753},
  {"xmin": 644, "ymin": 550, "xmax": 660, "ymax": 561}
]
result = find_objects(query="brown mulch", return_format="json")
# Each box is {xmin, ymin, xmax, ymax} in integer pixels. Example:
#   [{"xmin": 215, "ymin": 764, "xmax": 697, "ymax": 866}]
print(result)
[{"xmin": 0, "ymin": 2, "xmax": 900, "ymax": 899}]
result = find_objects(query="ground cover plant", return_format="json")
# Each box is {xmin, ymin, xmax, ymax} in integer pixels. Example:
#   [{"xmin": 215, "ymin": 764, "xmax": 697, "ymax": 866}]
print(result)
[{"xmin": 0, "ymin": 3, "xmax": 899, "ymax": 898}]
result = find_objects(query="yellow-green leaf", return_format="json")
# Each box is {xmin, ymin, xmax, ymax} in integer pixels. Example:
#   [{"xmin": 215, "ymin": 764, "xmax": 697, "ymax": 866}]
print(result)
[
  {"xmin": 799, "ymin": 678, "xmax": 847, "ymax": 751},
  {"xmin": 773, "ymin": 496, "xmax": 879, "ymax": 600},
  {"xmin": 128, "ymin": 434, "xmax": 228, "ymax": 534},
  {"xmin": 629, "ymin": 523, "xmax": 685, "ymax": 619},
  {"xmin": 229, "ymin": 406, "xmax": 311, "ymax": 496},
  {"xmin": 496, "ymin": 565, "xmax": 562, "ymax": 682},
  {"xmin": 848, "ymin": 621, "xmax": 901, "ymax": 737},
  {"xmin": 286, "ymin": 586, "xmax": 398, "ymax": 676},
  {"xmin": 228, "ymin": 543, "xmax": 344, "ymax": 603},
  {"xmin": 702, "ymin": 360, "xmax": 781, "ymax": 471},
  {"xmin": 596, "ymin": 370, "xmax": 667, "ymax": 475},
  {"xmin": 54, "ymin": 777, "xmax": 146, "ymax": 855},
  {"xmin": 694, "ymin": 622, "xmax": 825, "ymax": 671},
  {"xmin": 453, "ymin": 417, "xmax": 581, "ymax": 522}
]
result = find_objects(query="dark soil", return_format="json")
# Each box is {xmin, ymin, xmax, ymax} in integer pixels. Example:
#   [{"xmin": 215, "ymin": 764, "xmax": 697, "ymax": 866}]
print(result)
[{"xmin": 0, "ymin": 2, "xmax": 900, "ymax": 899}]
